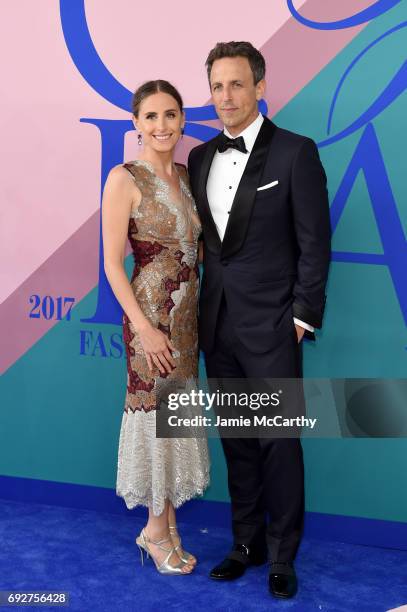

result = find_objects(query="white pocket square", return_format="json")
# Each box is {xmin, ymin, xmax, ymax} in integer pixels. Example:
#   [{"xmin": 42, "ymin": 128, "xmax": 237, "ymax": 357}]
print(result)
[{"xmin": 257, "ymin": 180, "xmax": 279, "ymax": 191}]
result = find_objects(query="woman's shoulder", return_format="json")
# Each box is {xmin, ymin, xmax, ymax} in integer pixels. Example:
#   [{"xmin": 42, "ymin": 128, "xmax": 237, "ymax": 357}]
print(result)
[
  {"xmin": 122, "ymin": 159, "xmax": 152, "ymax": 175},
  {"xmin": 105, "ymin": 163, "xmax": 135, "ymax": 185},
  {"xmin": 107, "ymin": 162, "xmax": 138, "ymax": 177},
  {"xmin": 111, "ymin": 160, "xmax": 155, "ymax": 186},
  {"xmin": 104, "ymin": 163, "xmax": 145, "ymax": 203}
]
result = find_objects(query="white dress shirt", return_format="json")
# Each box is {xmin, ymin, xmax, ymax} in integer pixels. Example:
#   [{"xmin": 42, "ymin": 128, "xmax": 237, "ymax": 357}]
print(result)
[{"xmin": 206, "ymin": 112, "xmax": 314, "ymax": 334}]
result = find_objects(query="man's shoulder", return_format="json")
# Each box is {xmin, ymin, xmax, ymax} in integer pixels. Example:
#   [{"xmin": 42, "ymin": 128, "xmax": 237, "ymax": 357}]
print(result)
[
  {"xmin": 272, "ymin": 123, "xmax": 314, "ymax": 151},
  {"xmin": 188, "ymin": 138, "xmax": 214, "ymax": 164}
]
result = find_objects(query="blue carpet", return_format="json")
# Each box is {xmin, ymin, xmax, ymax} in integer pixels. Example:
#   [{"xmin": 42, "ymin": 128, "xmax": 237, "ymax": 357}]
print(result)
[{"xmin": 0, "ymin": 499, "xmax": 406, "ymax": 612}]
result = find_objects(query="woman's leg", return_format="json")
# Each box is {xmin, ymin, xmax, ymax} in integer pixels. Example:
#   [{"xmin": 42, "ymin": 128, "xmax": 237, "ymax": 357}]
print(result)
[
  {"xmin": 167, "ymin": 501, "xmax": 197, "ymax": 565},
  {"xmin": 144, "ymin": 499, "xmax": 193, "ymax": 572}
]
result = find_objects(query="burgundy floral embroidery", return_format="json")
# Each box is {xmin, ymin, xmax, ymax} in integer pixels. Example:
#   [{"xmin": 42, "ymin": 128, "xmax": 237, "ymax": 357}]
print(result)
[
  {"xmin": 125, "ymin": 401, "xmax": 156, "ymax": 414},
  {"xmin": 133, "ymin": 240, "xmax": 166, "ymax": 268},
  {"xmin": 178, "ymin": 263, "xmax": 191, "ymax": 284},
  {"xmin": 122, "ymin": 313, "xmax": 135, "ymax": 357},
  {"xmin": 123, "ymin": 314, "xmax": 155, "ymax": 398},
  {"xmin": 128, "ymin": 217, "xmax": 138, "ymax": 236},
  {"xmin": 163, "ymin": 296, "xmax": 175, "ymax": 315},
  {"xmin": 162, "ymin": 263, "xmax": 193, "ymax": 313},
  {"xmin": 127, "ymin": 368, "xmax": 155, "ymax": 395}
]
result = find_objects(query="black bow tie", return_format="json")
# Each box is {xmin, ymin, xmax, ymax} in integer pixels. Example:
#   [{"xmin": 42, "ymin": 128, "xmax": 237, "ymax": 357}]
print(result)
[{"xmin": 217, "ymin": 133, "xmax": 248, "ymax": 154}]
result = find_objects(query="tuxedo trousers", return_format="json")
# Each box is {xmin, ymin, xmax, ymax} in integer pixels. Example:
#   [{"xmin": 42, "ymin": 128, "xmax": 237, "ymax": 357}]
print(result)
[{"xmin": 204, "ymin": 294, "xmax": 305, "ymax": 562}]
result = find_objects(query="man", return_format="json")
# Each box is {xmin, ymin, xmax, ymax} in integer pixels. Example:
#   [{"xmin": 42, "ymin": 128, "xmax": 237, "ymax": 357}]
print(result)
[{"xmin": 188, "ymin": 41, "xmax": 331, "ymax": 599}]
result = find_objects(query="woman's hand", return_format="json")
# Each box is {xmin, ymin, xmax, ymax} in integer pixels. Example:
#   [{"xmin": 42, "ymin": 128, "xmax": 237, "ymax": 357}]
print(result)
[{"xmin": 137, "ymin": 321, "xmax": 177, "ymax": 374}]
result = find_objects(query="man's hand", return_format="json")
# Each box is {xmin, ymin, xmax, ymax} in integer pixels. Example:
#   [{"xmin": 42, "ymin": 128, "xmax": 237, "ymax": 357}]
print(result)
[{"xmin": 294, "ymin": 324, "xmax": 305, "ymax": 343}]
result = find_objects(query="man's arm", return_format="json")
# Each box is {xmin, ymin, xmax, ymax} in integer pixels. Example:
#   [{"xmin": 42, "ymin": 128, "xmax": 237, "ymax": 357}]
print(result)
[{"xmin": 290, "ymin": 138, "xmax": 331, "ymax": 332}]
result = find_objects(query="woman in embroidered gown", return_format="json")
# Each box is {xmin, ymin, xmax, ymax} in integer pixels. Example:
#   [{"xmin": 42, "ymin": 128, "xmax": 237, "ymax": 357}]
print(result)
[{"xmin": 102, "ymin": 80, "xmax": 209, "ymax": 575}]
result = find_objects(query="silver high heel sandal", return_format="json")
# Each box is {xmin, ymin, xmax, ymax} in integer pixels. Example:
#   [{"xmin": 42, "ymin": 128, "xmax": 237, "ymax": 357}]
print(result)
[
  {"xmin": 136, "ymin": 528, "xmax": 192, "ymax": 575},
  {"xmin": 169, "ymin": 525, "xmax": 197, "ymax": 565}
]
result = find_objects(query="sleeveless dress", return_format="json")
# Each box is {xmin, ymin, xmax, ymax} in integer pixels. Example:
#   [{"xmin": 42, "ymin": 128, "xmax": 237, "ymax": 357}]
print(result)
[{"xmin": 116, "ymin": 159, "xmax": 210, "ymax": 515}]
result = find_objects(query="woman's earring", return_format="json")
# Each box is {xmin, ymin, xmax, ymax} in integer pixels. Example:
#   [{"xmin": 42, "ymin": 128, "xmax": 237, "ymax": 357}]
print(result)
[
  {"xmin": 181, "ymin": 127, "xmax": 184, "ymax": 138},
  {"xmin": 137, "ymin": 133, "xmax": 142, "ymax": 146}
]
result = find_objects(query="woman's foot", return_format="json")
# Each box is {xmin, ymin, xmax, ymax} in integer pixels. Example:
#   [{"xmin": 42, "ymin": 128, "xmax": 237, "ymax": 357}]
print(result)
[
  {"xmin": 140, "ymin": 527, "xmax": 194, "ymax": 574},
  {"xmin": 169, "ymin": 525, "xmax": 197, "ymax": 566}
]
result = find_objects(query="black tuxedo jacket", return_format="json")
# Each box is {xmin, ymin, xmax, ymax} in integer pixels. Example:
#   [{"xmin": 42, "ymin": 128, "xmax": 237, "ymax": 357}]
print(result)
[{"xmin": 188, "ymin": 116, "xmax": 331, "ymax": 354}]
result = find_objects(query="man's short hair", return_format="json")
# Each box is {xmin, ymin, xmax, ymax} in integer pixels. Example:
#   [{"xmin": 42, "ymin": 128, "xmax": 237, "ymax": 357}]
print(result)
[{"xmin": 205, "ymin": 41, "xmax": 266, "ymax": 85}]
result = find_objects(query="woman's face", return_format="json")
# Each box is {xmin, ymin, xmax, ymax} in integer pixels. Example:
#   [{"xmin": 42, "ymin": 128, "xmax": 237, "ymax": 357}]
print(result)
[{"xmin": 133, "ymin": 92, "xmax": 185, "ymax": 154}]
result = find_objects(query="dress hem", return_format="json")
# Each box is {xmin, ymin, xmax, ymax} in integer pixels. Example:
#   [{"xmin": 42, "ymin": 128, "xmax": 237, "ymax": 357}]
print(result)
[{"xmin": 116, "ymin": 478, "xmax": 210, "ymax": 516}]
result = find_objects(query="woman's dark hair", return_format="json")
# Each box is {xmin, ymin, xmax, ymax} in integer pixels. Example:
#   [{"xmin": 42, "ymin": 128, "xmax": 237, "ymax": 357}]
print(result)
[
  {"xmin": 131, "ymin": 80, "xmax": 183, "ymax": 117},
  {"xmin": 205, "ymin": 41, "xmax": 266, "ymax": 85}
]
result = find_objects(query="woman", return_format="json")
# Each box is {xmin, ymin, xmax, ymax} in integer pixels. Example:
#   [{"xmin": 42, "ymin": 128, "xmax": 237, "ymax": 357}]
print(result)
[{"xmin": 102, "ymin": 80, "xmax": 210, "ymax": 575}]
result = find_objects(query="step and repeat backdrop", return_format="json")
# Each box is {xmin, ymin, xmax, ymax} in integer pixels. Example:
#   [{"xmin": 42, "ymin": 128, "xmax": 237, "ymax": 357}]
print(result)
[{"xmin": 1, "ymin": 1, "xmax": 406, "ymax": 527}]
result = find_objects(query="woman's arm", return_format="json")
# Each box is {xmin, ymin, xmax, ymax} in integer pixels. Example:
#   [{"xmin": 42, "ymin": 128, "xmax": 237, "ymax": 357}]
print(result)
[{"xmin": 102, "ymin": 166, "xmax": 176, "ymax": 374}]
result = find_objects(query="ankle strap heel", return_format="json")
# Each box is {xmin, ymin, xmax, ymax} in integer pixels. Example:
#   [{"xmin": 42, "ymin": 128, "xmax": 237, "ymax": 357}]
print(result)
[
  {"xmin": 169, "ymin": 525, "xmax": 197, "ymax": 565},
  {"xmin": 136, "ymin": 528, "xmax": 191, "ymax": 575}
]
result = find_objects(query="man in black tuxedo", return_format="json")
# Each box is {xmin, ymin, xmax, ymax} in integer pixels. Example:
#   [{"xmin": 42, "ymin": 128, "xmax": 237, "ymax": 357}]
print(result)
[{"xmin": 188, "ymin": 41, "xmax": 331, "ymax": 599}]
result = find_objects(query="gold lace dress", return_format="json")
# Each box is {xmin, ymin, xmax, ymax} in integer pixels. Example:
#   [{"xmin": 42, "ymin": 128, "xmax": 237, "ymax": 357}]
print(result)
[{"xmin": 116, "ymin": 160, "xmax": 210, "ymax": 515}]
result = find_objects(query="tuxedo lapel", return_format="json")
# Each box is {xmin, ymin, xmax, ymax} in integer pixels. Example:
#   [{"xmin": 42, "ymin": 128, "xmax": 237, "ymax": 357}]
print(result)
[
  {"xmin": 196, "ymin": 135, "xmax": 222, "ymax": 253},
  {"xmin": 221, "ymin": 117, "xmax": 277, "ymax": 260}
]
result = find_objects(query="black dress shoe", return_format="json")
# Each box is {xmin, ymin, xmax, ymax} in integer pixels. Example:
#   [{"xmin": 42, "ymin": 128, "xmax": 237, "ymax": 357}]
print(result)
[
  {"xmin": 210, "ymin": 544, "xmax": 267, "ymax": 581},
  {"xmin": 209, "ymin": 557, "xmax": 246, "ymax": 581},
  {"xmin": 268, "ymin": 562, "xmax": 297, "ymax": 599}
]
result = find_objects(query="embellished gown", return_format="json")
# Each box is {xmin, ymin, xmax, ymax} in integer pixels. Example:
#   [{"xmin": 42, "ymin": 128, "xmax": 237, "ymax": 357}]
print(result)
[{"xmin": 116, "ymin": 159, "xmax": 210, "ymax": 516}]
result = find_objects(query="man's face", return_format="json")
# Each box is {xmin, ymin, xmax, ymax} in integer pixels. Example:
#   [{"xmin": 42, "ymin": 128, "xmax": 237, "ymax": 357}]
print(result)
[{"xmin": 209, "ymin": 56, "xmax": 265, "ymax": 136}]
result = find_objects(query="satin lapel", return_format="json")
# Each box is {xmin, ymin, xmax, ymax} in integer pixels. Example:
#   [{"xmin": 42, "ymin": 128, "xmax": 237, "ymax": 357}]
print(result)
[
  {"xmin": 221, "ymin": 117, "xmax": 277, "ymax": 260},
  {"xmin": 196, "ymin": 135, "xmax": 222, "ymax": 253}
]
